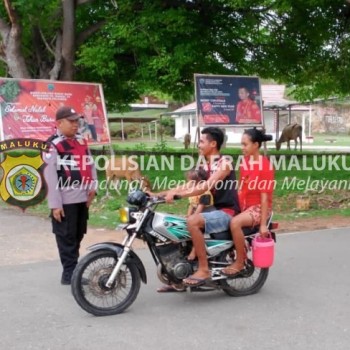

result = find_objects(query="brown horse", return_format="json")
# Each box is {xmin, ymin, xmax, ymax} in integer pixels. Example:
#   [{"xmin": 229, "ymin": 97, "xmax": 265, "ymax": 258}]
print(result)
[{"xmin": 276, "ymin": 123, "xmax": 302, "ymax": 151}]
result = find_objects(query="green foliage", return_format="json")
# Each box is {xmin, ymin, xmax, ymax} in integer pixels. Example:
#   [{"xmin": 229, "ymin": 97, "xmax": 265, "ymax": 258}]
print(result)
[
  {"xmin": 0, "ymin": 80, "xmax": 20, "ymax": 102},
  {"xmin": 2, "ymin": 0, "xmax": 350, "ymax": 106},
  {"xmin": 160, "ymin": 116, "xmax": 174, "ymax": 127},
  {"xmin": 159, "ymin": 116, "xmax": 175, "ymax": 136},
  {"xmin": 151, "ymin": 140, "xmax": 171, "ymax": 152},
  {"xmin": 253, "ymin": 0, "xmax": 350, "ymax": 100},
  {"xmin": 134, "ymin": 142, "xmax": 147, "ymax": 151}
]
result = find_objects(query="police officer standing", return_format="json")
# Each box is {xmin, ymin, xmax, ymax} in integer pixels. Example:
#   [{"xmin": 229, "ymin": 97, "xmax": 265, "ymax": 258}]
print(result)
[{"xmin": 44, "ymin": 106, "xmax": 97, "ymax": 285}]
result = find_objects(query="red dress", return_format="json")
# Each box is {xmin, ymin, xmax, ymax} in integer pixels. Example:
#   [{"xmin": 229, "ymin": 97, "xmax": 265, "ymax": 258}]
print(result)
[
  {"xmin": 236, "ymin": 99, "xmax": 262, "ymax": 124},
  {"xmin": 238, "ymin": 156, "xmax": 274, "ymax": 211}
]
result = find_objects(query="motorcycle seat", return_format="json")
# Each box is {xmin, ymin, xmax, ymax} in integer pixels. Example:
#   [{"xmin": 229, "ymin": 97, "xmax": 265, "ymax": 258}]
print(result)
[
  {"xmin": 205, "ymin": 213, "xmax": 274, "ymax": 241},
  {"xmin": 208, "ymin": 225, "xmax": 259, "ymax": 240}
]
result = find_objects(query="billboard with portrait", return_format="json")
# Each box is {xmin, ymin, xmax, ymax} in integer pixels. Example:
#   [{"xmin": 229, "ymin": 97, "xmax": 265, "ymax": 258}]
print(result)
[
  {"xmin": 194, "ymin": 74, "xmax": 263, "ymax": 126},
  {"xmin": 0, "ymin": 78, "xmax": 111, "ymax": 144}
]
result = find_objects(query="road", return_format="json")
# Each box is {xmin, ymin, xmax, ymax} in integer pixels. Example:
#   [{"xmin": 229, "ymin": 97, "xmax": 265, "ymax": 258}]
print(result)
[{"xmin": 0, "ymin": 207, "xmax": 349, "ymax": 350}]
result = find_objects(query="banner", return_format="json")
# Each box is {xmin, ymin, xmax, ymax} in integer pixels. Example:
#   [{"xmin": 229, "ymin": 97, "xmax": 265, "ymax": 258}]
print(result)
[
  {"xmin": 195, "ymin": 74, "xmax": 263, "ymax": 126},
  {"xmin": 0, "ymin": 78, "xmax": 111, "ymax": 144}
]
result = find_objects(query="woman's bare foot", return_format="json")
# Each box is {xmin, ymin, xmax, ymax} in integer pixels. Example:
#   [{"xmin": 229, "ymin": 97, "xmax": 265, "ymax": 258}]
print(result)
[{"xmin": 221, "ymin": 262, "xmax": 245, "ymax": 277}]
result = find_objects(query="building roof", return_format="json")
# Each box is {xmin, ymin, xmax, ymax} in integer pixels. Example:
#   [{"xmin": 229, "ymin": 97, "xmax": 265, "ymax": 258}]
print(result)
[
  {"xmin": 171, "ymin": 102, "xmax": 197, "ymax": 113},
  {"xmin": 261, "ymin": 85, "xmax": 297, "ymax": 108}
]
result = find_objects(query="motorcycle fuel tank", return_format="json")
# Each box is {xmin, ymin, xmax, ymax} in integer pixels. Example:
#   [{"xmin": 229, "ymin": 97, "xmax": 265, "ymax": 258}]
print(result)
[
  {"xmin": 152, "ymin": 212, "xmax": 191, "ymax": 241},
  {"xmin": 152, "ymin": 212, "xmax": 234, "ymax": 257}
]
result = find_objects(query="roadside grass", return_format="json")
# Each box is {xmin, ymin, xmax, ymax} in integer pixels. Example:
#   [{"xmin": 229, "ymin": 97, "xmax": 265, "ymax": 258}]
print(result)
[
  {"xmin": 273, "ymin": 207, "xmax": 350, "ymax": 222},
  {"xmin": 310, "ymin": 133, "xmax": 350, "ymax": 146},
  {"xmin": 2, "ymin": 149, "xmax": 350, "ymax": 230},
  {"xmin": 95, "ymin": 152, "xmax": 350, "ymax": 228}
]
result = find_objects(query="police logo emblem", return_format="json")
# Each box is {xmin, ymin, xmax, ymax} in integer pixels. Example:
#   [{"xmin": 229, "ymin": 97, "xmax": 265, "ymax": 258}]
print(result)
[{"xmin": 0, "ymin": 154, "xmax": 47, "ymax": 210}]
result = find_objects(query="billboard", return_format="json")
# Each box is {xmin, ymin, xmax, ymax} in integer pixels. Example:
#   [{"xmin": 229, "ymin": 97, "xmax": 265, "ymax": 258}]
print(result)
[
  {"xmin": 195, "ymin": 74, "xmax": 263, "ymax": 126},
  {"xmin": 0, "ymin": 78, "xmax": 110, "ymax": 144}
]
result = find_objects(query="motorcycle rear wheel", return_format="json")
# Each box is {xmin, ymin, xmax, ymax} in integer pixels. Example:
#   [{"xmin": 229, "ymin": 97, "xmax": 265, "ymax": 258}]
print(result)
[
  {"xmin": 218, "ymin": 253, "xmax": 269, "ymax": 297},
  {"xmin": 71, "ymin": 250, "xmax": 141, "ymax": 316}
]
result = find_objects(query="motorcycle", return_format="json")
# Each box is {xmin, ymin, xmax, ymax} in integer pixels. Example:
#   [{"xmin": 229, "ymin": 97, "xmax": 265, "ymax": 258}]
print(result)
[{"xmin": 71, "ymin": 190, "xmax": 277, "ymax": 316}]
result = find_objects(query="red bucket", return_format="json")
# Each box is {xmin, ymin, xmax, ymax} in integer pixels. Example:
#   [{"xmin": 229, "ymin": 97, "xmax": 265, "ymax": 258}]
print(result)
[{"xmin": 252, "ymin": 235, "xmax": 275, "ymax": 268}]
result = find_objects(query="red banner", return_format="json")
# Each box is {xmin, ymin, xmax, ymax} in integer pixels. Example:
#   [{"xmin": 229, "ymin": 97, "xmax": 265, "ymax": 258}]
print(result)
[{"xmin": 0, "ymin": 78, "xmax": 111, "ymax": 144}]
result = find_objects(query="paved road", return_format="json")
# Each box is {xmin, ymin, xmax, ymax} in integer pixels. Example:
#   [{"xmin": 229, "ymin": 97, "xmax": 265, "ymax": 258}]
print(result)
[
  {"xmin": 0, "ymin": 207, "xmax": 350, "ymax": 350},
  {"xmin": 0, "ymin": 206, "xmax": 144, "ymax": 266}
]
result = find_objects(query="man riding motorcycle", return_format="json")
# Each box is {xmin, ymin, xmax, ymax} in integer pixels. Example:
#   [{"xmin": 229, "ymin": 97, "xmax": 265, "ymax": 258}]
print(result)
[{"xmin": 149, "ymin": 127, "xmax": 240, "ymax": 287}]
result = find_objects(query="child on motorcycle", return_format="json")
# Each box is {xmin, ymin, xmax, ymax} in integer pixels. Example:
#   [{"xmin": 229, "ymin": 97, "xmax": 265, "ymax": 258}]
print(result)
[
  {"xmin": 186, "ymin": 167, "xmax": 215, "ymax": 260},
  {"xmin": 221, "ymin": 128, "xmax": 275, "ymax": 277}
]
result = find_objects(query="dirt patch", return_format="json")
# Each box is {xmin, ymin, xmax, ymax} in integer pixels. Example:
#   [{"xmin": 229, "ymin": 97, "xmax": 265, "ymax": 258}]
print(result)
[
  {"xmin": 277, "ymin": 215, "xmax": 350, "ymax": 233},
  {"xmin": 274, "ymin": 190, "xmax": 350, "ymax": 213},
  {"xmin": 273, "ymin": 191, "xmax": 350, "ymax": 233}
]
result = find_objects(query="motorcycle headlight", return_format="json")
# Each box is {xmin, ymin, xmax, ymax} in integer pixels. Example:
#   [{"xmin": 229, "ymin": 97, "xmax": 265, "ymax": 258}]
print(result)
[
  {"xmin": 119, "ymin": 207, "xmax": 138, "ymax": 224},
  {"xmin": 119, "ymin": 207, "xmax": 130, "ymax": 223}
]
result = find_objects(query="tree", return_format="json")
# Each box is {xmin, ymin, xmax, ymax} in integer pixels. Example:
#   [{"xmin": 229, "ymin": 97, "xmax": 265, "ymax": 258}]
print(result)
[
  {"xmin": 76, "ymin": 0, "xmax": 287, "ymax": 104},
  {"xmin": 0, "ymin": 0, "xmax": 350, "ymax": 107},
  {"xmin": 70, "ymin": 0, "xmax": 350, "ymax": 103},
  {"xmin": 251, "ymin": 0, "xmax": 350, "ymax": 101},
  {"xmin": 0, "ymin": 0, "xmax": 114, "ymax": 80}
]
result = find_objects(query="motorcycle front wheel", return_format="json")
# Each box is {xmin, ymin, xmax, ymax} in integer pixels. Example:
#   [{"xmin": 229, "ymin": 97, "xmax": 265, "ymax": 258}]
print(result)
[{"xmin": 71, "ymin": 250, "xmax": 141, "ymax": 316}]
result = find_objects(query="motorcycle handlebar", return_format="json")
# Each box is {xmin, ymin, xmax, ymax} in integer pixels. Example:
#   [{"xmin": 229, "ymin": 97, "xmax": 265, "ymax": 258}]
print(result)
[{"xmin": 150, "ymin": 194, "xmax": 182, "ymax": 204}]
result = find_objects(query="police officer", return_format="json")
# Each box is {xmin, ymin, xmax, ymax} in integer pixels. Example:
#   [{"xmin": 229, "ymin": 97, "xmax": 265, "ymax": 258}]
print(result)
[{"xmin": 44, "ymin": 106, "xmax": 97, "ymax": 285}]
